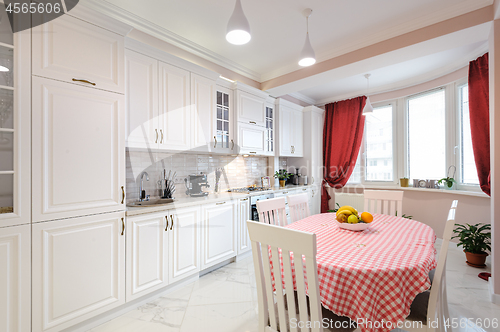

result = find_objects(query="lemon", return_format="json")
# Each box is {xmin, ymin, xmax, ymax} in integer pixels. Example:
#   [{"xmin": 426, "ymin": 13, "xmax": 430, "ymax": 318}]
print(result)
[{"xmin": 347, "ymin": 215, "xmax": 359, "ymax": 224}]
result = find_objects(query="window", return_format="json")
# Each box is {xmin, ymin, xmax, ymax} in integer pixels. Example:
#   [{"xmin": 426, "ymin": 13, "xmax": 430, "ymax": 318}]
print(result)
[
  {"xmin": 407, "ymin": 89, "xmax": 446, "ymax": 180},
  {"xmin": 459, "ymin": 84, "xmax": 479, "ymax": 185},
  {"xmin": 365, "ymin": 105, "xmax": 393, "ymax": 181}
]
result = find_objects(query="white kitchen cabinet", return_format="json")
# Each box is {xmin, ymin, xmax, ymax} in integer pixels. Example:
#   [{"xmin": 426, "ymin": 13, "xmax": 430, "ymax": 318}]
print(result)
[
  {"xmin": 125, "ymin": 50, "xmax": 158, "ymax": 149},
  {"xmin": 235, "ymin": 89, "xmax": 266, "ymax": 126},
  {"xmin": 32, "ymin": 77, "xmax": 126, "ymax": 222},
  {"xmin": 32, "ymin": 14, "xmax": 125, "ymax": 94},
  {"xmin": 126, "ymin": 212, "xmax": 168, "ymax": 302},
  {"xmin": 277, "ymin": 98, "xmax": 304, "ymax": 157},
  {"xmin": 201, "ymin": 200, "xmax": 237, "ymax": 269},
  {"xmin": 214, "ymin": 86, "xmax": 236, "ymax": 154},
  {"xmin": 237, "ymin": 197, "xmax": 251, "ymax": 254},
  {"xmin": 191, "ymin": 73, "xmax": 216, "ymax": 151},
  {"xmin": 0, "ymin": 28, "xmax": 31, "ymax": 228},
  {"xmin": 169, "ymin": 206, "xmax": 201, "ymax": 283},
  {"xmin": 159, "ymin": 62, "xmax": 192, "ymax": 151},
  {"xmin": 32, "ymin": 212, "xmax": 126, "ymax": 332},
  {"xmin": 0, "ymin": 224, "xmax": 31, "ymax": 332},
  {"xmin": 238, "ymin": 123, "xmax": 266, "ymax": 155}
]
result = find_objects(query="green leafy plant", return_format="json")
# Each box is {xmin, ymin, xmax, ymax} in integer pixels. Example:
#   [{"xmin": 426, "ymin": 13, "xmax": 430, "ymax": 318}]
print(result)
[
  {"xmin": 327, "ymin": 203, "xmax": 341, "ymax": 213},
  {"xmin": 438, "ymin": 177, "xmax": 456, "ymax": 189},
  {"xmin": 274, "ymin": 170, "xmax": 291, "ymax": 181},
  {"xmin": 452, "ymin": 223, "xmax": 491, "ymax": 254},
  {"xmin": 395, "ymin": 211, "xmax": 413, "ymax": 219}
]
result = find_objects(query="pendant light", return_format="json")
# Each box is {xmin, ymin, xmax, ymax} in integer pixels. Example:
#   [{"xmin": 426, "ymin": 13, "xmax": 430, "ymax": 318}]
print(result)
[
  {"xmin": 0, "ymin": 66, "xmax": 8, "ymax": 72},
  {"xmin": 226, "ymin": 0, "xmax": 251, "ymax": 45},
  {"xmin": 362, "ymin": 74, "xmax": 374, "ymax": 115},
  {"xmin": 298, "ymin": 9, "xmax": 316, "ymax": 67}
]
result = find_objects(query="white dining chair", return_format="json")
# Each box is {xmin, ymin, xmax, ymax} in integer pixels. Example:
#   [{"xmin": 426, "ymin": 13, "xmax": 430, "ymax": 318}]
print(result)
[
  {"xmin": 246, "ymin": 220, "xmax": 357, "ymax": 332},
  {"xmin": 363, "ymin": 190, "xmax": 403, "ymax": 216},
  {"xmin": 404, "ymin": 200, "xmax": 458, "ymax": 332},
  {"xmin": 287, "ymin": 193, "xmax": 311, "ymax": 223},
  {"xmin": 256, "ymin": 197, "xmax": 288, "ymax": 226}
]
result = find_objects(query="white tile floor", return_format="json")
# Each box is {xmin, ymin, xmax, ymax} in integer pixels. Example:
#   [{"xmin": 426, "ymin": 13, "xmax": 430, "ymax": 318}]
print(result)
[{"xmin": 88, "ymin": 240, "xmax": 500, "ymax": 332}]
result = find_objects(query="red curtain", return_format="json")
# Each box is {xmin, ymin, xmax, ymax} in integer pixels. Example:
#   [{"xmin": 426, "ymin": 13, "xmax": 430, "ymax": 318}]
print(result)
[
  {"xmin": 468, "ymin": 53, "xmax": 490, "ymax": 196},
  {"xmin": 321, "ymin": 96, "xmax": 366, "ymax": 213}
]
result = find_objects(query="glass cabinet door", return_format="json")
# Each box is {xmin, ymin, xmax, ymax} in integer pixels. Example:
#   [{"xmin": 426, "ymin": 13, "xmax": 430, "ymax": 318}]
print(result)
[
  {"xmin": 265, "ymin": 105, "xmax": 274, "ymax": 153},
  {"xmin": 216, "ymin": 90, "xmax": 230, "ymax": 149}
]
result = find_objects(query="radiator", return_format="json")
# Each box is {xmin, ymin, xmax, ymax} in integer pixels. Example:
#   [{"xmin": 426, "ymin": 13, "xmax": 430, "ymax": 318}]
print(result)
[{"xmin": 334, "ymin": 193, "xmax": 364, "ymax": 211}]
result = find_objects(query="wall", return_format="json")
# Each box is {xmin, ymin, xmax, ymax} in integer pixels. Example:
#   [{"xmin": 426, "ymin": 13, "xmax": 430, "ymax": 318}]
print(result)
[
  {"xmin": 332, "ymin": 187, "xmax": 490, "ymax": 241},
  {"xmin": 126, "ymin": 150, "xmax": 269, "ymax": 202}
]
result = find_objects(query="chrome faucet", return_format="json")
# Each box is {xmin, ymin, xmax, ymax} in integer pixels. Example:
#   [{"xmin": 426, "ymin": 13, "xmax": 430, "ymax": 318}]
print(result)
[{"xmin": 139, "ymin": 171, "xmax": 150, "ymax": 201}]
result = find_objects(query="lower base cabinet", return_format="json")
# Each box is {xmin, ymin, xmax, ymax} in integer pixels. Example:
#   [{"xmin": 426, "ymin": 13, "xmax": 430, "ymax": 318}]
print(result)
[
  {"xmin": 0, "ymin": 224, "xmax": 31, "ymax": 332},
  {"xmin": 237, "ymin": 197, "xmax": 251, "ymax": 255},
  {"xmin": 32, "ymin": 212, "xmax": 126, "ymax": 332},
  {"xmin": 201, "ymin": 200, "xmax": 237, "ymax": 269}
]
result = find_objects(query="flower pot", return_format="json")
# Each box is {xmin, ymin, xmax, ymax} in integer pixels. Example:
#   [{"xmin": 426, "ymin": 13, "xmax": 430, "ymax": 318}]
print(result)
[
  {"xmin": 279, "ymin": 180, "xmax": 286, "ymax": 188},
  {"xmin": 400, "ymin": 178, "xmax": 409, "ymax": 187},
  {"xmin": 464, "ymin": 250, "xmax": 488, "ymax": 268}
]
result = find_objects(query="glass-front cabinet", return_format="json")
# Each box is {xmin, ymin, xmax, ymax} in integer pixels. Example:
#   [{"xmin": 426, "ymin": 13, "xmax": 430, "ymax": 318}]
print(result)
[
  {"xmin": 0, "ymin": 5, "xmax": 31, "ymax": 227},
  {"xmin": 215, "ymin": 86, "xmax": 235, "ymax": 153},
  {"xmin": 265, "ymin": 104, "xmax": 274, "ymax": 154}
]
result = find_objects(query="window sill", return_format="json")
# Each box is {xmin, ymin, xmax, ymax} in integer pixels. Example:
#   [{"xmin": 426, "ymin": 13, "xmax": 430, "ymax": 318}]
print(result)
[{"xmin": 341, "ymin": 184, "xmax": 489, "ymax": 198}]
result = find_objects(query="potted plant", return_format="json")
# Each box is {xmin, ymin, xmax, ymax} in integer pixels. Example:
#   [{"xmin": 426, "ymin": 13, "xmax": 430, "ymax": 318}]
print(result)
[
  {"xmin": 274, "ymin": 170, "xmax": 290, "ymax": 188},
  {"xmin": 452, "ymin": 223, "xmax": 491, "ymax": 267},
  {"xmin": 438, "ymin": 165, "xmax": 456, "ymax": 190}
]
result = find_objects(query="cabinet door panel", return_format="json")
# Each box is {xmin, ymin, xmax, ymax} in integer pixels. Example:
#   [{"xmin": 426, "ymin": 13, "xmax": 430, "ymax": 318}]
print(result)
[
  {"xmin": 236, "ymin": 91, "xmax": 265, "ymax": 126},
  {"xmin": 126, "ymin": 213, "xmax": 168, "ymax": 302},
  {"xmin": 32, "ymin": 77, "xmax": 125, "ymax": 222},
  {"xmin": 237, "ymin": 198, "xmax": 250, "ymax": 254},
  {"xmin": 0, "ymin": 225, "xmax": 30, "ymax": 332},
  {"xmin": 191, "ymin": 74, "xmax": 215, "ymax": 150},
  {"xmin": 238, "ymin": 123, "xmax": 265, "ymax": 155},
  {"xmin": 32, "ymin": 212, "xmax": 125, "ymax": 332},
  {"xmin": 293, "ymin": 110, "xmax": 304, "ymax": 157},
  {"xmin": 169, "ymin": 206, "xmax": 200, "ymax": 283},
  {"xmin": 159, "ymin": 62, "xmax": 191, "ymax": 151},
  {"xmin": 279, "ymin": 107, "xmax": 292, "ymax": 156},
  {"xmin": 201, "ymin": 202, "xmax": 236, "ymax": 269},
  {"xmin": 125, "ymin": 50, "xmax": 158, "ymax": 149},
  {"xmin": 32, "ymin": 15, "xmax": 124, "ymax": 93}
]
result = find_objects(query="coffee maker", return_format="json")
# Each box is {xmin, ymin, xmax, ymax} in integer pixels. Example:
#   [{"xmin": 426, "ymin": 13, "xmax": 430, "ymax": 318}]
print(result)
[{"xmin": 184, "ymin": 173, "xmax": 210, "ymax": 197}]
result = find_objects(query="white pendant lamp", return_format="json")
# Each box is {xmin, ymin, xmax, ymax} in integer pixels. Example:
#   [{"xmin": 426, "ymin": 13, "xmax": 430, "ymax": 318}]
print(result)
[
  {"xmin": 226, "ymin": 0, "xmax": 251, "ymax": 45},
  {"xmin": 298, "ymin": 9, "xmax": 316, "ymax": 67},
  {"xmin": 0, "ymin": 66, "xmax": 8, "ymax": 72},
  {"xmin": 362, "ymin": 74, "xmax": 374, "ymax": 115}
]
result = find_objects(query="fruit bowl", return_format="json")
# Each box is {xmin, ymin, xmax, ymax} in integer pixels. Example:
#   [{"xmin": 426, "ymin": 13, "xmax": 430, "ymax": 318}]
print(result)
[{"xmin": 337, "ymin": 221, "xmax": 370, "ymax": 231}]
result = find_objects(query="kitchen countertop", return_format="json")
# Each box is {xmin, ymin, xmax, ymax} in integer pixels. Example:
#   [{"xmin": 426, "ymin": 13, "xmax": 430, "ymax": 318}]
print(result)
[{"xmin": 126, "ymin": 184, "xmax": 314, "ymax": 217}]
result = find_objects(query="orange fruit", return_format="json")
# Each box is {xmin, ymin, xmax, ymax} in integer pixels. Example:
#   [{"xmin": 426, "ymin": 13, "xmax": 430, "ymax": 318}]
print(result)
[{"xmin": 360, "ymin": 212, "xmax": 373, "ymax": 223}]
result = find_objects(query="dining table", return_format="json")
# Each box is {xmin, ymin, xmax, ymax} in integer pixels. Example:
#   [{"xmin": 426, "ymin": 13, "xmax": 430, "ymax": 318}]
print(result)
[{"xmin": 283, "ymin": 212, "xmax": 437, "ymax": 332}]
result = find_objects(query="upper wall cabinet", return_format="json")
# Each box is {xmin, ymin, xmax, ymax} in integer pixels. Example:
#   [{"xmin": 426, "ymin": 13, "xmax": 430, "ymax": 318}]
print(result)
[
  {"xmin": 191, "ymin": 73, "xmax": 216, "ymax": 151},
  {"xmin": 32, "ymin": 77, "xmax": 126, "ymax": 223},
  {"xmin": 277, "ymin": 98, "xmax": 304, "ymax": 157},
  {"xmin": 32, "ymin": 15, "xmax": 125, "ymax": 94},
  {"xmin": 235, "ymin": 90, "xmax": 266, "ymax": 126}
]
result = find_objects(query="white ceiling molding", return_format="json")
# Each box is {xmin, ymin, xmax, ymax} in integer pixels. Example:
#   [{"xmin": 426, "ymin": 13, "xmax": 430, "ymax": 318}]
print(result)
[
  {"xmin": 314, "ymin": 42, "xmax": 488, "ymax": 106},
  {"xmin": 287, "ymin": 92, "xmax": 317, "ymax": 105},
  {"xmin": 260, "ymin": 0, "xmax": 493, "ymax": 82},
  {"xmin": 82, "ymin": 0, "xmax": 261, "ymax": 82}
]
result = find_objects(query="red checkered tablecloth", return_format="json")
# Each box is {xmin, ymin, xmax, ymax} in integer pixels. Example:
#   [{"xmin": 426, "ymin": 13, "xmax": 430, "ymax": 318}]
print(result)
[{"xmin": 284, "ymin": 213, "xmax": 437, "ymax": 332}]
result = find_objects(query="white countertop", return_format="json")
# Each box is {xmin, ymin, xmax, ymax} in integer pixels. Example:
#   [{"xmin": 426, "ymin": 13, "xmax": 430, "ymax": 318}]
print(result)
[{"xmin": 126, "ymin": 184, "xmax": 314, "ymax": 217}]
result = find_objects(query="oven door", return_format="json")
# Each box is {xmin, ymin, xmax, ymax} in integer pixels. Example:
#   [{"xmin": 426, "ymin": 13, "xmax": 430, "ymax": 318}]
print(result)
[{"xmin": 250, "ymin": 203, "xmax": 259, "ymax": 221}]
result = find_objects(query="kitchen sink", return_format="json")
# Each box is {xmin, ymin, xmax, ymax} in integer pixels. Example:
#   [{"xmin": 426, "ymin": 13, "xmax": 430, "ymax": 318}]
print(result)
[{"xmin": 127, "ymin": 198, "xmax": 175, "ymax": 207}]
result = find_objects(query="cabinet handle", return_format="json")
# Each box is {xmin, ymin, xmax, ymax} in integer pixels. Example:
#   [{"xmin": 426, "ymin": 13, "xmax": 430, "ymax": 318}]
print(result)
[
  {"xmin": 283, "ymin": 191, "xmax": 288, "ymax": 194},
  {"xmin": 170, "ymin": 215, "xmax": 174, "ymax": 230},
  {"xmin": 249, "ymin": 121, "xmax": 256, "ymax": 124},
  {"xmin": 160, "ymin": 129, "xmax": 163, "ymax": 144},
  {"xmin": 231, "ymin": 139, "xmax": 234, "ymax": 150},
  {"xmin": 303, "ymin": 188, "xmax": 307, "ymax": 191},
  {"xmin": 311, "ymin": 176, "xmax": 315, "ymax": 184},
  {"xmin": 72, "ymin": 78, "xmax": 96, "ymax": 86},
  {"xmin": 165, "ymin": 216, "xmax": 169, "ymax": 231},
  {"xmin": 216, "ymin": 201, "xmax": 226, "ymax": 205},
  {"xmin": 249, "ymin": 151, "xmax": 256, "ymax": 154},
  {"xmin": 121, "ymin": 218, "xmax": 125, "ymax": 236},
  {"xmin": 214, "ymin": 136, "xmax": 217, "ymax": 148},
  {"xmin": 121, "ymin": 186, "xmax": 125, "ymax": 204},
  {"xmin": 241, "ymin": 198, "xmax": 248, "ymax": 201},
  {"xmin": 312, "ymin": 190, "xmax": 315, "ymax": 197},
  {"xmin": 155, "ymin": 129, "xmax": 158, "ymax": 143}
]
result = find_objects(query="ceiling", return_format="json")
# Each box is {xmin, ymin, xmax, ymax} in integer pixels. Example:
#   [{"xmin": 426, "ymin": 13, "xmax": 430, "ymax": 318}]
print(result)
[{"xmin": 100, "ymin": 0, "xmax": 492, "ymax": 103}]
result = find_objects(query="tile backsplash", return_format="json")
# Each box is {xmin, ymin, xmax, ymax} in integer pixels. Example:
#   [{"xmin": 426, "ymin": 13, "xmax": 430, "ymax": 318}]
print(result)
[{"xmin": 126, "ymin": 150, "xmax": 270, "ymax": 202}]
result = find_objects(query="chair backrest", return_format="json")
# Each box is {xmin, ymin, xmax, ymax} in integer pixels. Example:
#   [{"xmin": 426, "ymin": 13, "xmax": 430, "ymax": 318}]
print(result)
[
  {"xmin": 287, "ymin": 193, "xmax": 311, "ymax": 223},
  {"xmin": 256, "ymin": 197, "xmax": 288, "ymax": 227},
  {"xmin": 364, "ymin": 190, "xmax": 403, "ymax": 216},
  {"xmin": 426, "ymin": 200, "xmax": 458, "ymax": 331},
  {"xmin": 247, "ymin": 220, "xmax": 323, "ymax": 332}
]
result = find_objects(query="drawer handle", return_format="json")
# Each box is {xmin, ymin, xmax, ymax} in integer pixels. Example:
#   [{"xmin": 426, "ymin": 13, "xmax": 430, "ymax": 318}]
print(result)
[
  {"xmin": 283, "ymin": 191, "xmax": 288, "ymax": 194},
  {"xmin": 249, "ymin": 121, "xmax": 256, "ymax": 124},
  {"xmin": 312, "ymin": 190, "xmax": 315, "ymax": 197},
  {"xmin": 249, "ymin": 152, "xmax": 256, "ymax": 154},
  {"xmin": 160, "ymin": 130, "xmax": 164, "ymax": 144},
  {"xmin": 214, "ymin": 136, "xmax": 217, "ymax": 148},
  {"xmin": 155, "ymin": 129, "xmax": 158, "ymax": 143},
  {"xmin": 121, "ymin": 218, "xmax": 125, "ymax": 236},
  {"xmin": 231, "ymin": 139, "xmax": 234, "ymax": 150},
  {"xmin": 303, "ymin": 188, "xmax": 307, "ymax": 191},
  {"xmin": 165, "ymin": 216, "xmax": 169, "ymax": 231},
  {"xmin": 170, "ymin": 215, "xmax": 174, "ymax": 230},
  {"xmin": 216, "ymin": 201, "xmax": 226, "ymax": 205},
  {"xmin": 311, "ymin": 176, "xmax": 315, "ymax": 184},
  {"xmin": 241, "ymin": 198, "xmax": 248, "ymax": 201},
  {"xmin": 72, "ymin": 78, "xmax": 96, "ymax": 86},
  {"xmin": 121, "ymin": 186, "xmax": 125, "ymax": 204}
]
